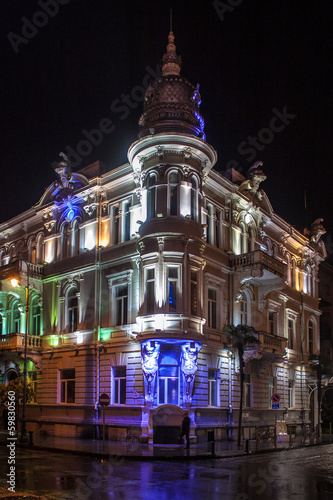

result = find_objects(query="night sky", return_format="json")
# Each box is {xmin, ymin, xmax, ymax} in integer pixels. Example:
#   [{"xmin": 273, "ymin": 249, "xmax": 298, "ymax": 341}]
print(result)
[{"xmin": 1, "ymin": 1, "xmax": 332, "ymax": 243}]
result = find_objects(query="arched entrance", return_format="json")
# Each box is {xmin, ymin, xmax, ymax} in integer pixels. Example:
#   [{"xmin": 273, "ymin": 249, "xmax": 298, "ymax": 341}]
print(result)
[{"xmin": 151, "ymin": 404, "xmax": 184, "ymax": 444}]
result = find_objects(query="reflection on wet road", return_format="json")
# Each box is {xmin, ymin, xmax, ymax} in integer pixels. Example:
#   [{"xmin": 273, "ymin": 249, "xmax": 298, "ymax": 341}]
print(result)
[{"xmin": 1, "ymin": 444, "xmax": 333, "ymax": 499}]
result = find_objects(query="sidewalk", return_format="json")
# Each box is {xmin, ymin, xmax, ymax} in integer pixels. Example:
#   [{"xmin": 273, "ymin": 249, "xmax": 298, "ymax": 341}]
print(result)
[{"xmin": 1, "ymin": 431, "xmax": 332, "ymax": 461}]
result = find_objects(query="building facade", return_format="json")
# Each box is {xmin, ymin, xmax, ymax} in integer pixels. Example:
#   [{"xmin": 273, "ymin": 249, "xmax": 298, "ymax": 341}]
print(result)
[{"xmin": 0, "ymin": 32, "xmax": 327, "ymax": 442}]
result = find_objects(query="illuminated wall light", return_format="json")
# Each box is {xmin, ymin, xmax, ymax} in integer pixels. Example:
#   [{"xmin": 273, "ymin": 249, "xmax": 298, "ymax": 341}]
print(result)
[
  {"xmin": 101, "ymin": 330, "xmax": 111, "ymax": 342},
  {"xmin": 85, "ymin": 226, "xmax": 96, "ymax": 250},
  {"xmin": 52, "ymin": 335, "xmax": 59, "ymax": 346},
  {"xmin": 154, "ymin": 314, "xmax": 164, "ymax": 331},
  {"xmin": 76, "ymin": 332, "xmax": 83, "ymax": 344}
]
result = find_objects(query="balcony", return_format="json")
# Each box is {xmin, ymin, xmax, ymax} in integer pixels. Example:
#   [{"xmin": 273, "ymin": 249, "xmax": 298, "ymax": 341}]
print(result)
[
  {"xmin": 230, "ymin": 250, "xmax": 286, "ymax": 280},
  {"xmin": 0, "ymin": 333, "xmax": 42, "ymax": 351},
  {"xmin": 258, "ymin": 330, "xmax": 287, "ymax": 354}
]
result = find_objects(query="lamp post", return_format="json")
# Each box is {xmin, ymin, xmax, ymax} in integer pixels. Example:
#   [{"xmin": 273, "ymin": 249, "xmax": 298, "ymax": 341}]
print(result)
[{"xmin": 9, "ymin": 258, "xmax": 29, "ymax": 444}]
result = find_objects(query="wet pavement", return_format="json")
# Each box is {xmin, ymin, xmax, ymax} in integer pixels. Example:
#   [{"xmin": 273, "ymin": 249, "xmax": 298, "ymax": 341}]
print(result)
[
  {"xmin": 1, "ymin": 444, "xmax": 333, "ymax": 499},
  {"xmin": 0, "ymin": 430, "xmax": 330, "ymax": 460}
]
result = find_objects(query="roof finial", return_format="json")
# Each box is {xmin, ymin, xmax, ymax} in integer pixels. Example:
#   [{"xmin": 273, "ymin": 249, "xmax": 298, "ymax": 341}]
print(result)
[{"xmin": 162, "ymin": 10, "xmax": 181, "ymax": 76}]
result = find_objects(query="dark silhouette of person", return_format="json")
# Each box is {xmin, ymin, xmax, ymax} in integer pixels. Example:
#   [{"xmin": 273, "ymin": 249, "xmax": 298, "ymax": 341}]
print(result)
[{"xmin": 180, "ymin": 412, "xmax": 190, "ymax": 448}]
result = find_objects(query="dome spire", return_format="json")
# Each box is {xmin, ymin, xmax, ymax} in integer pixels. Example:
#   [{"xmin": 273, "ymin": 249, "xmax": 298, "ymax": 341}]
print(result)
[{"xmin": 162, "ymin": 10, "xmax": 181, "ymax": 76}]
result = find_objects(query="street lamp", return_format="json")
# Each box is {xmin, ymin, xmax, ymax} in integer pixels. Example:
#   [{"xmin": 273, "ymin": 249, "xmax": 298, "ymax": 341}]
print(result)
[{"xmin": 8, "ymin": 258, "xmax": 30, "ymax": 444}]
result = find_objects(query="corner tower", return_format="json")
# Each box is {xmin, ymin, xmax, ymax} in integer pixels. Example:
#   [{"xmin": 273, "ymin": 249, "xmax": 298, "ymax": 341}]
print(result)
[{"xmin": 128, "ymin": 31, "xmax": 217, "ymax": 414}]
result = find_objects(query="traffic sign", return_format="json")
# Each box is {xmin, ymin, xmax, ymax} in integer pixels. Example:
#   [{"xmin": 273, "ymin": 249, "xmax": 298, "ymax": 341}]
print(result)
[
  {"xmin": 99, "ymin": 393, "xmax": 110, "ymax": 407},
  {"xmin": 272, "ymin": 403, "xmax": 279, "ymax": 409},
  {"xmin": 271, "ymin": 393, "xmax": 280, "ymax": 403}
]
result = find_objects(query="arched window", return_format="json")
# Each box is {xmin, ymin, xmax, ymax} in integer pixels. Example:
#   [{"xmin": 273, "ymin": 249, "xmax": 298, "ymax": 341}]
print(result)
[
  {"xmin": 72, "ymin": 220, "xmax": 80, "ymax": 256},
  {"xmin": 247, "ymin": 227, "xmax": 255, "ymax": 253},
  {"xmin": 306, "ymin": 265, "xmax": 312, "ymax": 296},
  {"xmin": 291, "ymin": 260, "xmax": 295, "ymax": 288},
  {"xmin": 147, "ymin": 173, "xmax": 157, "ymax": 219},
  {"xmin": 272, "ymin": 243, "xmax": 278, "ymax": 258},
  {"xmin": 31, "ymin": 296, "xmax": 41, "ymax": 336},
  {"xmin": 190, "ymin": 176, "xmax": 199, "ymax": 222},
  {"xmin": 240, "ymin": 293, "xmax": 248, "ymax": 325},
  {"xmin": 62, "ymin": 224, "xmax": 71, "ymax": 259},
  {"xmin": 265, "ymin": 239, "xmax": 272, "ymax": 256},
  {"xmin": 240, "ymin": 223, "xmax": 247, "ymax": 254},
  {"xmin": 67, "ymin": 288, "xmax": 78, "ymax": 333},
  {"xmin": 207, "ymin": 205, "xmax": 213, "ymax": 244},
  {"xmin": 286, "ymin": 253, "xmax": 291, "ymax": 285},
  {"xmin": 29, "ymin": 239, "xmax": 36, "ymax": 264},
  {"xmin": 36, "ymin": 234, "xmax": 44, "ymax": 264},
  {"xmin": 308, "ymin": 319, "xmax": 314, "ymax": 354},
  {"xmin": 12, "ymin": 301, "xmax": 21, "ymax": 333},
  {"xmin": 168, "ymin": 170, "xmax": 179, "ymax": 216},
  {"xmin": 16, "ymin": 241, "xmax": 24, "ymax": 259}
]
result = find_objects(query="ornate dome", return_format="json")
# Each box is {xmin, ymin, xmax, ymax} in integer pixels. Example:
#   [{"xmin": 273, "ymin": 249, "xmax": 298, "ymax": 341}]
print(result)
[{"xmin": 138, "ymin": 32, "xmax": 205, "ymax": 139}]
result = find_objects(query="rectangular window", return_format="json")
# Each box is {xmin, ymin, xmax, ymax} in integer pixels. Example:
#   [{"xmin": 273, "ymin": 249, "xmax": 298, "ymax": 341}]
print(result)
[
  {"xmin": 115, "ymin": 284, "xmax": 128, "ymax": 326},
  {"xmin": 112, "ymin": 366, "xmax": 126, "ymax": 404},
  {"xmin": 309, "ymin": 322, "xmax": 314, "ymax": 354},
  {"xmin": 243, "ymin": 374, "xmax": 251, "ymax": 408},
  {"xmin": 268, "ymin": 376, "xmax": 275, "ymax": 407},
  {"xmin": 113, "ymin": 205, "xmax": 119, "ymax": 245},
  {"xmin": 215, "ymin": 210, "xmax": 221, "ymax": 249},
  {"xmin": 240, "ymin": 297, "xmax": 248, "ymax": 325},
  {"xmin": 32, "ymin": 303, "xmax": 41, "ymax": 336},
  {"xmin": 288, "ymin": 319, "xmax": 294, "ymax": 349},
  {"xmin": 158, "ymin": 365, "xmax": 178, "ymax": 405},
  {"xmin": 208, "ymin": 369, "xmax": 219, "ymax": 406},
  {"xmin": 60, "ymin": 369, "xmax": 75, "ymax": 404},
  {"xmin": 268, "ymin": 311, "xmax": 277, "ymax": 335},
  {"xmin": 29, "ymin": 371, "xmax": 38, "ymax": 403},
  {"xmin": 147, "ymin": 268, "xmax": 155, "ymax": 315},
  {"xmin": 168, "ymin": 267, "xmax": 178, "ymax": 313},
  {"xmin": 208, "ymin": 288, "xmax": 217, "ymax": 329},
  {"xmin": 288, "ymin": 380, "xmax": 294, "ymax": 408},
  {"xmin": 191, "ymin": 271, "xmax": 198, "ymax": 316},
  {"xmin": 68, "ymin": 294, "xmax": 78, "ymax": 333},
  {"xmin": 124, "ymin": 201, "xmax": 131, "ymax": 242}
]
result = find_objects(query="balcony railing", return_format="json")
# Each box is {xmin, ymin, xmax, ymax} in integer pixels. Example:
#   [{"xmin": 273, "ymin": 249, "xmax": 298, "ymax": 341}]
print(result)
[
  {"xmin": 0, "ymin": 333, "xmax": 42, "ymax": 350},
  {"xmin": 258, "ymin": 330, "xmax": 287, "ymax": 352},
  {"xmin": 229, "ymin": 250, "xmax": 286, "ymax": 279}
]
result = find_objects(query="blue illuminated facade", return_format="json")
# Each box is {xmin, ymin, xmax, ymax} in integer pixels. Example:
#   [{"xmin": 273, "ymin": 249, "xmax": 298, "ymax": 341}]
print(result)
[{"xmin": 0, "ymin": 31, "xmax": 327, "ymax": 443}]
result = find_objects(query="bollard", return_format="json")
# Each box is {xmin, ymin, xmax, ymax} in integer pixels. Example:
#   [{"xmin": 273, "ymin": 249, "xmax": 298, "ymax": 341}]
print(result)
[{"xmin": 29, "ymin": 431, "xmax": 34, "ymax": 446}]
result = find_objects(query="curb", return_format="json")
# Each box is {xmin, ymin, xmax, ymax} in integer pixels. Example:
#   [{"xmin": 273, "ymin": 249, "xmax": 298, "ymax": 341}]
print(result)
[{"xmin": 1, "ymin": 439, "xmax": 332, "ymax": 461}]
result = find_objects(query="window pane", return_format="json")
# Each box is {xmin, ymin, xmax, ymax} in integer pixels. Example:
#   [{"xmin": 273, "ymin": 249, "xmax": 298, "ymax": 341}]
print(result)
[
  {"xmin": 114, "ymin": 366, "xmax": 126, "ymax": 377},
  {"xmin": 61, "ymin": 381, "xmax": 65, "ymax": 403},
  {"xmin": 120, "ymin": 378, "xmax": 126, "ymax": 404},
  {"xmin": 159, "ymin": 378, "xmax": 165, "ymax": 404},
  {"xmin": 67, "ymin": 381, "xmax": 75, "ymax": 403},
  {"xmin": 168, "ymin": 378, "xmax": 178, "ymax": 405}
]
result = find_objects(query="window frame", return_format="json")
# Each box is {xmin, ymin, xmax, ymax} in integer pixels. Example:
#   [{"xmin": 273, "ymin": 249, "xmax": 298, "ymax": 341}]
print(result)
[
  {"xmin": 59, "ymin": 369, "xmax": 75, "ymax": 404},
  {"xmin": 107, "ymin": 271, "xmax": 132, "ymax": 326},
  {"xmin": 243, "ymin": 373, "xmax": 251, "ymax": 408},
  {"xmin": 158, "ymin": 365, "xmax": 179, "ymax": 405},
  {"xmin": 208, "ymin": 368, "xmax": 219, "ymax": 407},
  {"xmin": 112, "ymin": 366, "xmax": 126, "ymax": 405}
]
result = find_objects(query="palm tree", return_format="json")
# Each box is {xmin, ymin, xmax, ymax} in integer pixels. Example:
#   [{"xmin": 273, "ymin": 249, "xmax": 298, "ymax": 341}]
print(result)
[
  {"xmin": 308, "ymin": 353, "xmax": 333, "ymax": 437},
  {"xmin": 223, "ymin": 324, "xmax": 261, "ymax": 446}
]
